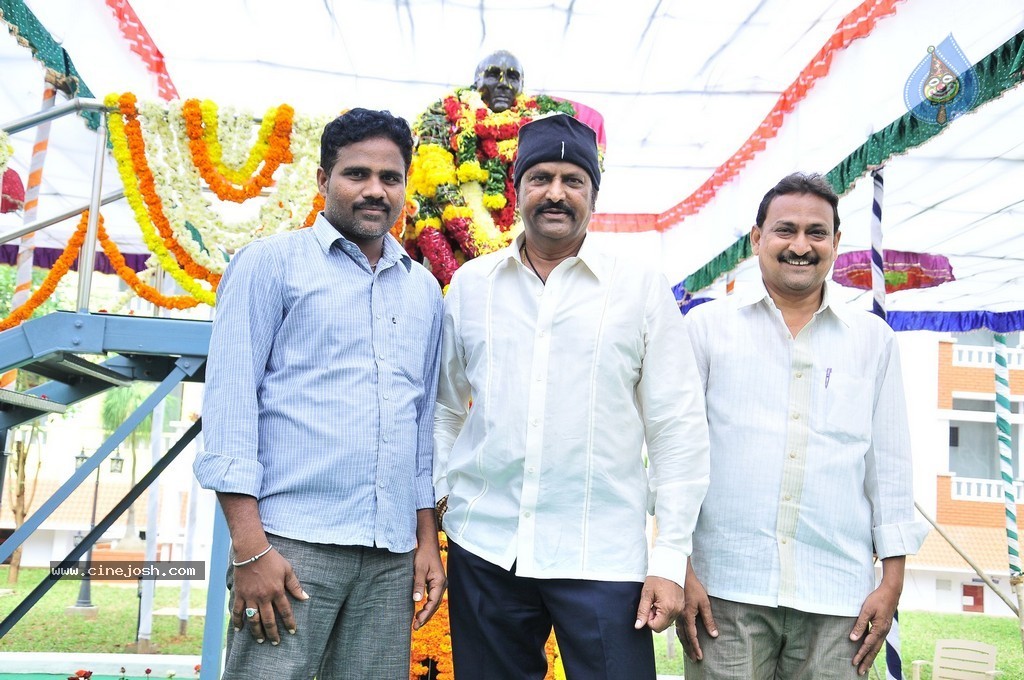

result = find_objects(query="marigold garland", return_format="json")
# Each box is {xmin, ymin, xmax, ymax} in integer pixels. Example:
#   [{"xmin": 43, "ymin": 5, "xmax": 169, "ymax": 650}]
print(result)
[
  {"xmin": 182, "ymin": 97, "xmax": 294, "ymax": 203},
  {"xmin": 106, "ymin": 93, "xmax": 218, "ymax": 304},
  {"xmin": 0, "ymin": 210, "xmax": 200, "ymax": 329},
  {"xmin": 199, "ymin": 100, "xmax": 277, "ymax": 185},
  {"xmin": 406, "ymin": 89, "xmax": 576, "ymax": 285}
]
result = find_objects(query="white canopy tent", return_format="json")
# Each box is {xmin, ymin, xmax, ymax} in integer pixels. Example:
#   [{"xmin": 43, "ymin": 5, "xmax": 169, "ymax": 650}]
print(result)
[{"xmin": 1, "ymin": 0, "xmax": 1023, "ymax": 321}]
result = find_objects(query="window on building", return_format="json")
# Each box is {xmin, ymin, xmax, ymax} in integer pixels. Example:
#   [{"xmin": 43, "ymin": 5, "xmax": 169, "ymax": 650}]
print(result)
[{"xmin": 949, "ymin": 427, "xmax": 959, "ymax": 447}]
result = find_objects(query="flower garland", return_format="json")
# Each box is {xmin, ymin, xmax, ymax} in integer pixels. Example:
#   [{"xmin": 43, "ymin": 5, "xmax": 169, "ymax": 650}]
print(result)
[
  {"xmin": 0, "ymin": 212, "xmax": 86, "ymax": 331},
  {"xmin": 0, "ymin": 131, "xmax": 13, "ymax": 176},
  {"xmin": 181, "ymin": 97, "xmax": 293, "ymax": 203},
  {"xmin": 409, "ymin": 533, "xmax": 564, "ymax": 680},
  {"xmin": 0, "ymin": 210, "xmax": 202, "ymax": 329},
  {"xmin": 106, "ymin": 93, "xmax": 218, "ymax": 305},
  {"xmin": 137, "ymin": 98, "xmax": 326, "ymax": 252},
  {"xmin": 405, "ymin": 88, "xmax": 576, "ymax": 286},
  {"xmin": 198, "ymin": 100, "xmax": 277, "ymax": 185}
]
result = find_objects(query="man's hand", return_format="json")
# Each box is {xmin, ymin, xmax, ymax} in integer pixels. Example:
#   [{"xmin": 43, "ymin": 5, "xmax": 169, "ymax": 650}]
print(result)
[
  {"xmin": 412, "ymin": 508, "xmax": 447, "ymax": 630},
  {"xmin": 850, "ymin": 557, "xmax": 905, "ymax": 676},
  {"xmin": 230, "ymin": 548, "xmax": 309, "ymax": 645},
  {"xmin": 676, "ymin": 559, "xmax": 717, "ymax": 662},
  {"xmin": 634, "ymin": 575, "xmax": 684, "ymax": 633}
]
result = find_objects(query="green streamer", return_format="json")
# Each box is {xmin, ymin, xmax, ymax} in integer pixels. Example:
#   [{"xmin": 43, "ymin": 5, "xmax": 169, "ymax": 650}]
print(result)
[
  {"xmin": 685, "ymin": 29, "xmax": 1024, "ymax": 293},
  {"xmin": 0, "ymin": 0, "xmax": 100, "ymax": 130}
]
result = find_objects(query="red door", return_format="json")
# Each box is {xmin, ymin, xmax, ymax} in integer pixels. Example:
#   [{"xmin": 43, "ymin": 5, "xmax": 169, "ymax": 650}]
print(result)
[{"xmin": 962, "ymin": 584, "xmax": 984, "ymax": 613}]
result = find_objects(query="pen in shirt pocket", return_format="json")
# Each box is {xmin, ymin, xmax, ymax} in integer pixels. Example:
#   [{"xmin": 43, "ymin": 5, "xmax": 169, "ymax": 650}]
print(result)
[{"xmin": 825, "ymin": 367, "xmax": 832, "ymax": 389}]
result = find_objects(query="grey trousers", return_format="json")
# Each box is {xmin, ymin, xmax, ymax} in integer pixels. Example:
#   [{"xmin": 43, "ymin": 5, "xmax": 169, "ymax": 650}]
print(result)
[
  {"xmin": 223, "ymin": 533, "xmax": 415, "ymax": 680},
  {"xmin": 683, "ymin": 596, "xmax": 863, "ymax": 680}
]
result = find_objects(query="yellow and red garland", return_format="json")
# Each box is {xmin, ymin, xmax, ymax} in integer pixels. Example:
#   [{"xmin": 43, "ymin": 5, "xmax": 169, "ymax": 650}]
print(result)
[{"xmin": 405, "ymin": 89, "xmax": 576, "ymax": 287}]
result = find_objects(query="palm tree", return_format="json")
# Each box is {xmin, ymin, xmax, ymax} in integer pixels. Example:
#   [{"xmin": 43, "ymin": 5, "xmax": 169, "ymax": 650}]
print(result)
[{"xmin": 100, "ymin": 383, "xmax": 155, "ymax": 544}]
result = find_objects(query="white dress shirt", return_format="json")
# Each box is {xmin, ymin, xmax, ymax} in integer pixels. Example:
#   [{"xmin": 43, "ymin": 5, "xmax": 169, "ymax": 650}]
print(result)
[
  {"xmin": 434, "ymin": 233, "xmax": 710, "ymax": 586},
  {"xmin": 683, "ymin": 281, "xmax": 928, "ymax": 616}
]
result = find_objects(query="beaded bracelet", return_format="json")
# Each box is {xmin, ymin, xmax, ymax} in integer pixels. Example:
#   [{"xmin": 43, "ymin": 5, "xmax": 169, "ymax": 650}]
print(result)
[{"xmin": 231, "ymin": 544, "xmax": 273, "ymax": 567}]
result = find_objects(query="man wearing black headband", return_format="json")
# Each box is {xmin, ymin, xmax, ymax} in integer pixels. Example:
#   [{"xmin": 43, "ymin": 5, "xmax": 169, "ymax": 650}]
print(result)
[{"xmin": 434, "ymin": 113, "xmax": 710, "ymax": 679}]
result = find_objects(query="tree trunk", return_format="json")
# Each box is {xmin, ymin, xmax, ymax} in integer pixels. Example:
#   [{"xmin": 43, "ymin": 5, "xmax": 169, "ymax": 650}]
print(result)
[{"xmin": 6, "ymin": 441, "xmax": 26, "ymax": 584}]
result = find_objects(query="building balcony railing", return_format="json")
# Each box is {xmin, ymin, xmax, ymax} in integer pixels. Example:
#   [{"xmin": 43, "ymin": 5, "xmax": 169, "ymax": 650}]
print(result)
[
  {"xmin": 951, "ymin": 476, "xmax": 1024, "ymax": 502},
  {"xmin": 953, "ymin": 346, "xmax": 1024, "ymax": 368}
]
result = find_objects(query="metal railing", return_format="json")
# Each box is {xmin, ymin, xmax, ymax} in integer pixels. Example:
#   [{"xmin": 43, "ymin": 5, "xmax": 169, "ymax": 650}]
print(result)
[
  {"xmin": 951, "ymin": 476, "xmax": 1024, "ymax": 502},
  {"xmin": 2, "ymin": 98, "xmax": 112, "ymax": 313},
  {"xmin": 953, "ymin": 346, "xmax": 1024, "ymax": 369}
]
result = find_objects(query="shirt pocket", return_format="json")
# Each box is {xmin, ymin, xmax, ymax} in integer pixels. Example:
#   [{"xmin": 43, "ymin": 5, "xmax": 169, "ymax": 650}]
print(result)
[
  {"xmin": 820, "ymin": 372, "xmax": 873, "ymax": 444},
  {"xmin": 393, "ymin": 309, "xmax": 432, "ymax": 384}
]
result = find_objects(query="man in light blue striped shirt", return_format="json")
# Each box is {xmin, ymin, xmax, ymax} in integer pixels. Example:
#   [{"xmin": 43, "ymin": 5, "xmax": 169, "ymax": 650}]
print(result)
[{"xmin": 194, "ymin": 108, "xmax": 445, "ymax": 679}]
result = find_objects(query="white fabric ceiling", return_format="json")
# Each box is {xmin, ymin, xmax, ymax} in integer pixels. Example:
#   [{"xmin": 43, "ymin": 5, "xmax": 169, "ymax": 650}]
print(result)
[{"xmin": 2, "ymin": 0, "xmax": 1023, "ymax": 319}]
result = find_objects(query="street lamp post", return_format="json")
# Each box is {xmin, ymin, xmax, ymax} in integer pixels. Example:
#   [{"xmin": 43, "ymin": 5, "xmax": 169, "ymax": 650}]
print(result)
[{"xmin": 67, "ymin": 447, "xmax": 124, "ymax": 615}]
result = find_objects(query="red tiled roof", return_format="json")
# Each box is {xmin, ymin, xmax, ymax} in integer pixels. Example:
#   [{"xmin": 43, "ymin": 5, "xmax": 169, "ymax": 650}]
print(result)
[
  {"xmin": 909, "ymin": 524, "xmax": 1021, "ymax": 574},
  {"xmin": 1, "ymin": 476, "xmax": 149, "ymax": 531}
]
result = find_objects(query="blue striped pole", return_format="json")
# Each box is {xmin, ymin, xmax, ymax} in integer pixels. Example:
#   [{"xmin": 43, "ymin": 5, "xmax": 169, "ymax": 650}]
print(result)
[
  {"xmin": 869, "ymin": 165, "xmax": 902, "ymax": 677},
  {"xmin": 885, "ymin": 609, "xmax": 902, "ymax": 679},
  {"xmin": 869, "ymin": 167, "xmax": 886, "ymax": 320}
]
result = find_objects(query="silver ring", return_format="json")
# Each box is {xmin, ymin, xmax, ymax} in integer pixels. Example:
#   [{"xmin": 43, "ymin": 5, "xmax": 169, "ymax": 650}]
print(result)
[{"xmin": 244, "ymin": 607, "xmax": 258, "ymax": 619}]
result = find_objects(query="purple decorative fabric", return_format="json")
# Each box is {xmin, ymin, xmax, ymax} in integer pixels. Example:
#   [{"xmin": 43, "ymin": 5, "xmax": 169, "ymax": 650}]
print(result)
[{"xmin": 832, "ymin": 249, "xmax": 954, "ymax": 293}]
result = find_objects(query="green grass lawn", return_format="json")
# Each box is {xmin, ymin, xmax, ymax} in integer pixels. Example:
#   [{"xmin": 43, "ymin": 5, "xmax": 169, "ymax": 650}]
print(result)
[
  {"xmin": 3, "ymin": 566, "xmax": 1022, "ymax": 678},
  {"xmin": 653, "ymin": 610, "xmax": 1024, "ymax": 679},
  {"xmin": 0, "ymin": 566, "xmax": 209, "ymax": 655}
]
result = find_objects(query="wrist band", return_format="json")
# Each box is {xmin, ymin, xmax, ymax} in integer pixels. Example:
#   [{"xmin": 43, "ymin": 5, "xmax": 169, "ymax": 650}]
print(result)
[{"xmin": 231, "ymin": 544, "xmax": 273, "ymax": 567}]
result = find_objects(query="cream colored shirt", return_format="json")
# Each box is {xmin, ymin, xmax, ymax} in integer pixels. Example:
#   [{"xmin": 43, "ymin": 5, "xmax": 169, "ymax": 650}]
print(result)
[
  {"xmin": 683, "ymin": 281, "xmax": 928, "ymax": 616},
  {"xmin": 434, "ymin": 234, "xmax": 710, "ymax": 586}
]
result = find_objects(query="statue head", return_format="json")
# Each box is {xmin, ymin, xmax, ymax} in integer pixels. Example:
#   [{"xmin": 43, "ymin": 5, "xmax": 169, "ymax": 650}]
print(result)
[{"xmin": 473, "ymin": 50, "xmax": 524, "ymax": 112}]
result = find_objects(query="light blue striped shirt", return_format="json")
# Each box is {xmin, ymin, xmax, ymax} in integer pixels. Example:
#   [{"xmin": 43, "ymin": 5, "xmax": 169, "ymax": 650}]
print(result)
[{"xmin": 194, "ymin": 214, "xmax": 443, "ymax": 553}]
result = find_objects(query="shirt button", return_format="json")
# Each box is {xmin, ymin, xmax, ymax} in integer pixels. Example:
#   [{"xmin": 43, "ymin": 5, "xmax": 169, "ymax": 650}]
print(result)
[
  {"xmin": 539, "ymin": 330, "xmax": 545, "ymax": 337},
  {"xmin": 383, "ymin": 394, "xmax": 390, "ymax": 400},
  {"xmin": 791, "ymin": 412, "xmax": 800, "ymax": 420},
  {"xmin": 789, "ymin": 451, "xmax": 797, "ymax": 459},
  {"xmin": 527, "ymin": 467, "xmax": 535, "ymax": 474},
  {"xmin": 383, "ymin": 437, "xmax": 389, "ymax": 443},
  {"xmin": 378, "ymin": 353, "xmax": 385, "ymax": 360},
  {"xmin": 376, "ymin": 314, "xmax": 382, "ymax": 320},
  {"xmin": 795, "ymin": 371, "xmax": 803, "ymax": 379},
  {"xmin": 524, "ymin": 511, "xmax": 531, "ymax": 518},
  {"xmin": 378, "ymin": 482, "xmax": 385, "ymax": 488},
  {"xmin": 531, "ymin": 419, "xmax": 538, "ymax": 427},
  {"xmin": 784, "ymin": 494, "xmax": 792, "ymax": 501},
  {"xmin": 781, "ymin": 538, "xmax": 788, "ymax": 545}
]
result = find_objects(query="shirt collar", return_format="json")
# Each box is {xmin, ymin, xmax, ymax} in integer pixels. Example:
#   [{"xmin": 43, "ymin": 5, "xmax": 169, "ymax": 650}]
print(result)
[
  {"xmin": 490, "ymin": 231, "xmax": 611, "ymax": 282},
  {"xmin": 312, "ymin": 212, "xmax": 412, "ymax": 272},
  {"xmin": 737, "ymin": 278, "xmax": 852, "ymax": 328}
]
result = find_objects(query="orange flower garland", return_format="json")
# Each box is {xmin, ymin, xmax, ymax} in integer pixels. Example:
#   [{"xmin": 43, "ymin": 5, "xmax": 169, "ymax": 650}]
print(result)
[
  {"xmin": 0, "ymin": 215, "xmax": 87, "ymax": 331},
  {"xmin": 0, "ymin": 211, "xmax": 200, "ymax": 330},
  {"xmin": 97, "ymin": 221, "xmax": 200, "ymax": 310},
  {"xmin": 114, "ymin": 93, "xmax": 221, "ymax": 288},
  {"xmin": 182, "ymin": 98, "xmax": 294, "ymax": 203}
]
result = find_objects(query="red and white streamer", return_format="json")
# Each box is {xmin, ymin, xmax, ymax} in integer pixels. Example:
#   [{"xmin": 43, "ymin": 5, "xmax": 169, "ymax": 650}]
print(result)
[{"xmin": 105, "ymin": 0, "xmax": 179, "ymax": 101}]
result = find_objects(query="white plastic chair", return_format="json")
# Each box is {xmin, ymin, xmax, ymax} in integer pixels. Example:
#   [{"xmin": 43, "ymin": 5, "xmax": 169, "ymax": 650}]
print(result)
[{"xmin": 910, "ymin": 638, "xmax": 1001, "ymax": 679}]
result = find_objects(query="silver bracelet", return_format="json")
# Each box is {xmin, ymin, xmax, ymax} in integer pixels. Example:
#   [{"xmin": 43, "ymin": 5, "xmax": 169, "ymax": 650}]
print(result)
[{"xmin": 231, "ymin": 544, "xmax": 273, "ymax": 567}]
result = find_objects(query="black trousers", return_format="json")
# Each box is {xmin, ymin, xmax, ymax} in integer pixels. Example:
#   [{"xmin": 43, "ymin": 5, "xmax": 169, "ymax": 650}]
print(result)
[{"xmin": 446, "ymin": 540, "xmax": 657, "ymax": 680}]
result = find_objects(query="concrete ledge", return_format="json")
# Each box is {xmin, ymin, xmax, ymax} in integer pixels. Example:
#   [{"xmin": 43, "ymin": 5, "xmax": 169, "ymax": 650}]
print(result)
[{"xmin": 0, "ymin": 652, "xmax": 204, "ymax": 676}]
